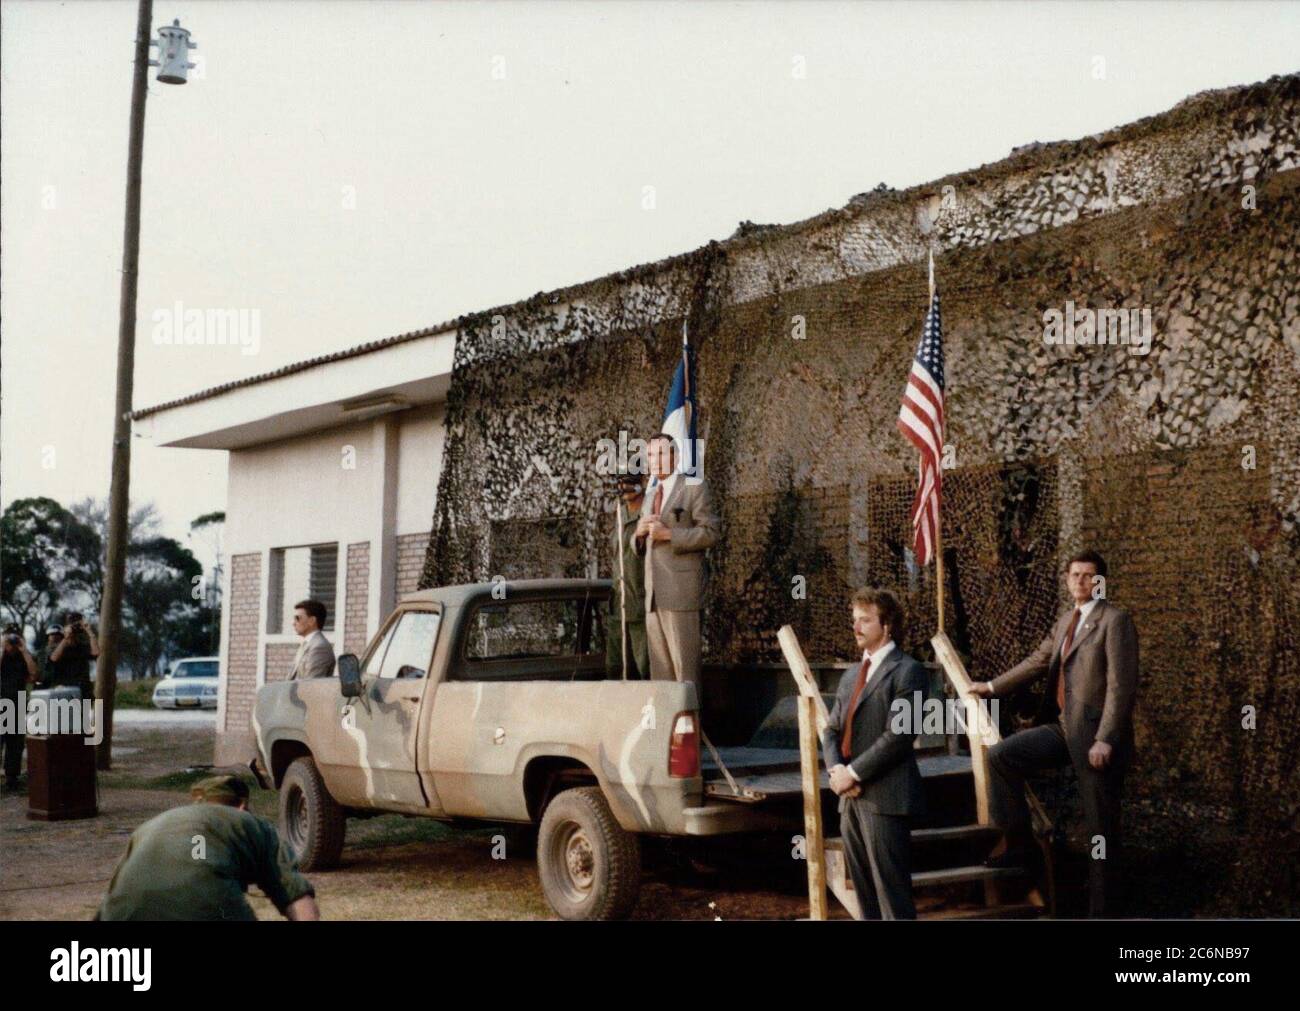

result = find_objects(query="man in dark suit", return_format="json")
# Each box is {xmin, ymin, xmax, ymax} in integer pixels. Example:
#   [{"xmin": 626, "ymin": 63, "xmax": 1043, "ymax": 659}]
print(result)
[
  {"xmin": 970, "ymin": 549, "xmax": 1139, "ymax": 917},
  {"xmin": 821, "ymin": 588, "xmax": 929, "ymax": 920}
]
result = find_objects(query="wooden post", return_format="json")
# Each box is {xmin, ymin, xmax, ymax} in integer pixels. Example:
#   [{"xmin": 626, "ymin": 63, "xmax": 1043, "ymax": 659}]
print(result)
[
  {"xmin": 796, "ymin": 693, "xmax": 828, "ymax": 920},
  {"xmin": 96, "ymin": 0, "xmax": 154, "ymax": 770},
  {"xmin": 930, "ymin": 631, "xmax": 997, "ymax": 825},
  {"xmin": 777, "ymin": 625, "xmax": 830, "ymax": 730},
  {"xmin": 779, "ymin": 624, "xmax": 831, "ymax": 920}
]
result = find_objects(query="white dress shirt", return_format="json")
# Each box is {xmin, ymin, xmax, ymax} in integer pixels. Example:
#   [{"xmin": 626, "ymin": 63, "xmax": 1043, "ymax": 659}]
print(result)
[
  {"xmin": 1065, "ymin": 598, "xmax": 1101, "ymax": 651},
  {"xmin": 845, "ymin": 639, "xmax": 895, "ymax": 780},
  {"xmin": 649, "ymin": 472, "xmax": 680, "ymax": 514}
]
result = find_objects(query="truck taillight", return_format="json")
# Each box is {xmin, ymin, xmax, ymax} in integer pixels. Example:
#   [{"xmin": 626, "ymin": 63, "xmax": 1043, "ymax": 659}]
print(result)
[{"xmin": 669, "ymin": 712, "xmax": 699, "ymax": 778}]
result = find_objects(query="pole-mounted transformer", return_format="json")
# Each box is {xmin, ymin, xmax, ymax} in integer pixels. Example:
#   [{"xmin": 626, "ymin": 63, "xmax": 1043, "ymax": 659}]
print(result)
[{"xmin": 150, "ymin": 18, "xmax": 197, "ymax": 84}]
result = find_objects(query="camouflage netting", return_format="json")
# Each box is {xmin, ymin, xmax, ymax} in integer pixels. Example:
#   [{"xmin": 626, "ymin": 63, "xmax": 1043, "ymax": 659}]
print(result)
[{"xmin": 423, "ymin": 75, "xmax": 1300, "ymax": 913}]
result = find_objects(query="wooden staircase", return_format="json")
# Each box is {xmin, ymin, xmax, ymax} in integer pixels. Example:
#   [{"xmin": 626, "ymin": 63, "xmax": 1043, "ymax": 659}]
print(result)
[
  {"xmin": 820, "ymin": 754, "xmax": 1048, "ymax": 920},
  {"xmin": 777, "ymin": 625, "xmax": 1055, "ymax": 921}
]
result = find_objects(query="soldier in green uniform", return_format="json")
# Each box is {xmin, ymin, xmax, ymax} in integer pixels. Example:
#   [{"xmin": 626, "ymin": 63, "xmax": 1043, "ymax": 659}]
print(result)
[
  {"xmin": 97, "ymin": 774, "xmax": 319, "ymax": 921},
  {"xmin": 607, "ymin": 472, "xmax": 650, "ymax": 679}
]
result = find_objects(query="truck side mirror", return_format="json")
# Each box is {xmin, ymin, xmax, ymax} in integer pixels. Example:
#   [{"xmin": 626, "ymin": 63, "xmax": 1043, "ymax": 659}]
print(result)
[{"xmin": 338, "ymin": 654, "xmax": 362, "ymax": 697}]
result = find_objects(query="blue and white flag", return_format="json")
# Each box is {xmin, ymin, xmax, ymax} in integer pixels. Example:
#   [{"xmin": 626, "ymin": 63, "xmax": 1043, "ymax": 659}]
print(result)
[{"xmin": 661, "ymin": 321, "xmax": 702, "ymax": 480}]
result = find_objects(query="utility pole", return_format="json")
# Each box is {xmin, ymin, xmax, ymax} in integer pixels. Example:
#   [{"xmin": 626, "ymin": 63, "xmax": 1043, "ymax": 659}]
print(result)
[{"xmin": 95, "ymin": 3, "xmax": 197, "ymax": 769}]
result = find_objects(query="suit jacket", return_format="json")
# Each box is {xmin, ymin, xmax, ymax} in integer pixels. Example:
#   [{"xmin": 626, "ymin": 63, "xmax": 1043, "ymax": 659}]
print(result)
[
  {"xmin": 632, "ymin": 476, "xmax": 720, "ymax": 612},
  {"xmin": 821, "ymin": 646, "xmax": 929, "ymax": 816},
  {"xmin": 991, "ymin": 599, "xmax": 1139, "ymax": 763},
  {"xmin": 291, "ymin": 630, "xmax": 336, "ymax": 680}
]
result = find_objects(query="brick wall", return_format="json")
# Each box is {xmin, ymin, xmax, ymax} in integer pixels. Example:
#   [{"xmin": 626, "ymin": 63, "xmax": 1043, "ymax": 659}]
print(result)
[
  {"xmin": 264, "ymin": 642, "xmax": 299, "ymax": 683},
  {"xmin": 396, "ymin": 531, "xmax": 429, "ymax": 598},
  {"xmin": 218, "ymin": 552, "xmax": 261, "ymax": 764},
  {"xmin": 345, "ymin": 541, "xmax": 370, "ymax": 654}
]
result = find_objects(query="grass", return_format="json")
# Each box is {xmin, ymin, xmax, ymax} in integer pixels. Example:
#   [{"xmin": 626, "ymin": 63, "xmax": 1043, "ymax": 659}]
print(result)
[{"xmin": 115, "ymin": 677, "xmax": 162, "ymax": 709}]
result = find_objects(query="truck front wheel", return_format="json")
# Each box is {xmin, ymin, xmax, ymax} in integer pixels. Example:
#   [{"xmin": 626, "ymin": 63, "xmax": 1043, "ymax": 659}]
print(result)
[
  {"xmin": 537, "ymin": 786, "xmax": 641, "ymax": 920},
  {"xmin": 280, "ymin": 756, "xmax": 346, "ymax": 871}
]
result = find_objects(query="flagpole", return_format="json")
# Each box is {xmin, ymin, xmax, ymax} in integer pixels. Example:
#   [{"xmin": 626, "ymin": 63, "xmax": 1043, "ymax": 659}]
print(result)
[
  {"xmin": 616, "ymin": 503, "xmax": 628, "ymax": 679},
  {"xmin": 928, "ymin": 249, "xmax": 946, "ymax": 634},
  {"xmin": 681, "ymin": 319, "xmax": 693, "ymax": 476}
]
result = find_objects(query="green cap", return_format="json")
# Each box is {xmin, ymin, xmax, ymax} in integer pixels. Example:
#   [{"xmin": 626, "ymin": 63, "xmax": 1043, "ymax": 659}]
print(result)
[{"xmin": 190, "ymin": 774, "xmax": 250, "ymax": 805}]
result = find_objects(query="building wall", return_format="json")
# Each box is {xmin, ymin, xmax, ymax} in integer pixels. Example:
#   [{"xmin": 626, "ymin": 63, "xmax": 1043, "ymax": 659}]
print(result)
[
  {"xmin": 214, "ymin": 405, "xmax": 443, "ymax": 766},
  {"xmin": 395, "ymin": 531, "xmax": 432, "ymax": 599},
  {"xmin": 219, "ymin": 553, "xmax": 261, "ymax": 759},
  {"xmin": 344, "ymin": 541, "xmax": 371, "ymax": 656}
]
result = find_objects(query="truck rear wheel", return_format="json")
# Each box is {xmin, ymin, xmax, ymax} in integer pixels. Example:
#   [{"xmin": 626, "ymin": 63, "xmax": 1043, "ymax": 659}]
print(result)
[
  {"xmin": 280, "ymin": 756, "xmax": 346, "ymax": 871},
  {"xmin": 537, "ymin": 786, "xmax": 641, "ymax": 920}
]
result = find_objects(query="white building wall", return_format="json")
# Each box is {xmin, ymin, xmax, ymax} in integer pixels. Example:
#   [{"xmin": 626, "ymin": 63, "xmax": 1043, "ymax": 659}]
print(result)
[
  {"xmin": 215, "ymin": 405, "xmax": 445, "ymax": 764},
  {"xmin": 396, "ymin": 402, "xmax": 445, "ymax": 537}
]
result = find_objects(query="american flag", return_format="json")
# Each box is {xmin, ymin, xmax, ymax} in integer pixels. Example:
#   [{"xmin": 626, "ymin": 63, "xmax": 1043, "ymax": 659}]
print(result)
[{"xmin": 896, "ymin": 290, "xmax": 946, "ymax": 566}]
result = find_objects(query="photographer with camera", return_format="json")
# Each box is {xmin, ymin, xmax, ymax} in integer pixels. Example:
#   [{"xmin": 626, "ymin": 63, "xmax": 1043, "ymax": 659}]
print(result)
[
  {"xmin": 2, "ymin": 624, "xmax": 38, "ymax": 790},
  {"xmin": 46, "ymin": 610, "xmax": 98, "ymax": 698}
]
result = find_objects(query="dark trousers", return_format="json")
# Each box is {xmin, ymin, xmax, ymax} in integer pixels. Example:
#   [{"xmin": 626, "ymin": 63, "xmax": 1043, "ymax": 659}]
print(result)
[
  {"xmin": 1, "ymin": 692, "xmax": 23, "ymax": 782},
  {"xmin": 987, "ymin": 722, "xmax": 1125, "ymax": 917},
  {"xmin": 840, "ymin": 799, "xmax": 915, "ymax": 920}
]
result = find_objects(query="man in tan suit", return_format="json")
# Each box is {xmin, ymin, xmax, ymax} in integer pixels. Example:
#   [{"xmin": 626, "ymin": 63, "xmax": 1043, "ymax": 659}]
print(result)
[
  {"xmin": 632, "ymin": 432, "xmax": 720, "ymax": 684},
  {"xmin": 970, "ymin": 549, "xmax": 1138, "ymax": 916},
  {"xmin": 290, "ymin": 599, "xmax": 336, "ymax": 680}
]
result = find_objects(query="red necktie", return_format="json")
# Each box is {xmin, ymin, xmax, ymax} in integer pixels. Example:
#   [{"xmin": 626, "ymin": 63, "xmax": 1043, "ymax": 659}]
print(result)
[
  {"xmin": 652, "ymin": 481, "xmax": 664, "ymax": 516},
  {"xmin": 1056, "ymin": 608, "xmax": 1082, "ymax": 709},
  {"xmin": 840, "ymin": 652, "xmax": 871, "ymax": 761}
]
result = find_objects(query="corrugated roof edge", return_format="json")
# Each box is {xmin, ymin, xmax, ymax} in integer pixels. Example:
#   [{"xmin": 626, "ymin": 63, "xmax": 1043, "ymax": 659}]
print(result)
[{"xmin": 131, "ymin": 72, "xmax": 1298, "ymax": 422}]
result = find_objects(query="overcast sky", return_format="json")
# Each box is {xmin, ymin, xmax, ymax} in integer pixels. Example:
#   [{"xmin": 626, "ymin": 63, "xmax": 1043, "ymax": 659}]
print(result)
[{"xmin": 3, "ymin": 0, "xmax": 1298, "ymax": 572}]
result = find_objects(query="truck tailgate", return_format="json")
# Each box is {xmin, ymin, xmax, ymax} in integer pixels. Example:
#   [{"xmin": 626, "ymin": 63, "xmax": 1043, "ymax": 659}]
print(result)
[
  {"xmin": 703, "ymin": 746, "xmax": 813, "ymax": 803},
  {"xmin": 704, "ymin": 748, "xmax": 973, "ymax": 803}
]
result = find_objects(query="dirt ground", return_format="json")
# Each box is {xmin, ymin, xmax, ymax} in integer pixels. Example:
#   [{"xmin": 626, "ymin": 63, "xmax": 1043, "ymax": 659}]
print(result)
[{"xmin": 0, "ymin": 719, "xmax": 824, "ymax": 921}]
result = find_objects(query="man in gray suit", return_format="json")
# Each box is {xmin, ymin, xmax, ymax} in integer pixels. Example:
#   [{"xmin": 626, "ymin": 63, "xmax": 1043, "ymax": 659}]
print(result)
[
  {"xmin": 632, "ymin": 432, "xmax": 720, "ymax": 684},
  {"xmin": 822, "ymin": 588, "xmax": 929, "ymax": 920},
  {"xmin": 970, "ymin": 549, "xmax": 1139, "ymax": 917},
  {"xmin": 290, "ymin": 599, "xmax": 336, "ymax": 680}
]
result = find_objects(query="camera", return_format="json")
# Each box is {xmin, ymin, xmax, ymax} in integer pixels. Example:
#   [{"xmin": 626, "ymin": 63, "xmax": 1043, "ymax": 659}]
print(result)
[{"xmin": 4, "ymin": 634, "xmax": 19, "ymax": 646}]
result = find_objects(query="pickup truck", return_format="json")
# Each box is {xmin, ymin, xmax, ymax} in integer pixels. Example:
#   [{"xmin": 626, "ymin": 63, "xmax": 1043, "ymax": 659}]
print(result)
[{"xmin": 249, "ymin": 578, "xmax": 812, "ymax": 920}]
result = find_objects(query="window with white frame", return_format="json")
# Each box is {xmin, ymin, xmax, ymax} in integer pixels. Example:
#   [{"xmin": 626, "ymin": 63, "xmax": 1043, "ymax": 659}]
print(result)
[{"xmin": 266, "ymin": 543, "xmax": 338, "ymax": 633}]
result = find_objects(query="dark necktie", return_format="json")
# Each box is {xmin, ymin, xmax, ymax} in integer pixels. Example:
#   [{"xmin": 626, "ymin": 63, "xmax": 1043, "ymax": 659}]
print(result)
[
  {"xmin": 1056, "ymin": 608, "xmax": 1082, "ymax": 709},
  {"xmin": 840, "ymin": 652, "xmax": 871, "ymax": 761}
]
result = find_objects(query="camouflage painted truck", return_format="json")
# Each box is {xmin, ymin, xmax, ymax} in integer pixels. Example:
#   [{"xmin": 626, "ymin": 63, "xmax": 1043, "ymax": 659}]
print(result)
[{"xmin": 249, "ymin": 578, "xmax": 809, "ymax": 921}]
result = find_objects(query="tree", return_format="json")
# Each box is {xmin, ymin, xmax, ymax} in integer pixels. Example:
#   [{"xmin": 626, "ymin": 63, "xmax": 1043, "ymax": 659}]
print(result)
[
  {"xmin": 119, "ymin": 535, "xmax": 204, "ymax": 678},
  {"xmin": 189, "ymin": 511, "xmax": 225, "ymax": 654},
  {"xmin": 67, "ymin": 497, "xmax": 161, "ymax": 618},
  {"xmin": 0, "ymin": 498, "xmax": 99, "ymax": 640}
]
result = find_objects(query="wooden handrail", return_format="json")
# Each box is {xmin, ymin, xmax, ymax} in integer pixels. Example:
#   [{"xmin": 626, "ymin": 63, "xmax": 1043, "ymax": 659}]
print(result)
[
  {"xmin": 930, "ymin": 631, "xmax": 1054, "ymax": 837},
  {"xmin": 777, "ymin": 625, "xmax": 829, "ymax": 919}
]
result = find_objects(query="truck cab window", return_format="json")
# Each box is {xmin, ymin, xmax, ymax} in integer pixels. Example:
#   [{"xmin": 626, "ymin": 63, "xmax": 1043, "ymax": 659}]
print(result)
[
  {"xmin": 363, "ymin": 620, "xmax": 399, "ymax": 678},
  {"xmin": 379, "ymin": 611, "xmax": 440, "ymax": 680},
  {"xmin": 466, "ymin": 598, "xmax": 582, "ymax": 661}
]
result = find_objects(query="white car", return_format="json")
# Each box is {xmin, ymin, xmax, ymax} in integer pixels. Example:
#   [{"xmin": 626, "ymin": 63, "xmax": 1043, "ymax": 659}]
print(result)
[{"xmin": 152, "ymin": 657, "xmax": 220, "ymax": 710}]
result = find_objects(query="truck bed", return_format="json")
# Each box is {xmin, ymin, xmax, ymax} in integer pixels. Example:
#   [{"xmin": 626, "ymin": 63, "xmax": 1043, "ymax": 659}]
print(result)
[{"xmin": 704, "ymin": 747, "xmax": 972, "ymax": 803}]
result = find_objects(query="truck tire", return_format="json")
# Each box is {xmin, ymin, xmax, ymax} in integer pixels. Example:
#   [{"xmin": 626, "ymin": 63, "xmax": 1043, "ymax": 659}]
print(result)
[
  {"xmin": 280, "ymin": 756, "xmax": 346, "ymax": 871},
  {"xmin": 537, "ymin": 786, "xmax": 641, "ymax": 920}
]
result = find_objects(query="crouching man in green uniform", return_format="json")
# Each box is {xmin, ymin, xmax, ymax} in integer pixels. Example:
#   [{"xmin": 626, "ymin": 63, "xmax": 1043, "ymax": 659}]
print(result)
[{"xmin": 97, "ymin": 774, "xmax": 319, "ymax": 921}]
